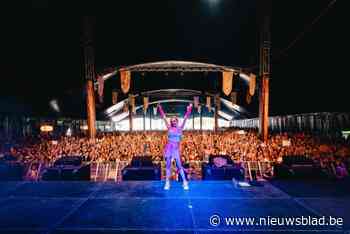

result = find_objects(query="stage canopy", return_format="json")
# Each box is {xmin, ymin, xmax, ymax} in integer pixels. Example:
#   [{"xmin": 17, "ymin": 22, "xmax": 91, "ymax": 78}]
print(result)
[{"xmin": 98, "ymin": 60, "xmax": 254, "ymax": 84}]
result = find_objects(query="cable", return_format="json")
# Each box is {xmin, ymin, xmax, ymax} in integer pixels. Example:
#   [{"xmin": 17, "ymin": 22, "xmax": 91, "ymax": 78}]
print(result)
[
  {"xmin": 244, "ymin": 0, "xmax": 337, "ymax": 72},
  {"xmin": 276, "ymin": 0, "xmax": 337, "ymax": 59}
]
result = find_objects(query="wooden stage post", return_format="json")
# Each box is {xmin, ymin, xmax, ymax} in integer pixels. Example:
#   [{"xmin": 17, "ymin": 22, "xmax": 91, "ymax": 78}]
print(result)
[
  {"xmin": 258, "ymin": 0, "xmax": 271, "ymax": 142},
  {"xmin": 129, "ymin": 108, "xmax": 133, "ymax": 131},
  {"xmin": 259, "ymin": 75, "xmax": 269, "ymax": 142},
  {"xmin": 86, "ymin": 80, "xmax": 96, "ymax": 139},
  {"xmin": 83, "ymin": 17, "xmax": 97, "ymax": 139}
]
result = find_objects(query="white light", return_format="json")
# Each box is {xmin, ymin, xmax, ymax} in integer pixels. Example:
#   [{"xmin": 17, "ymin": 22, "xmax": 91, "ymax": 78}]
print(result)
[
  {"xmin": 40, "ymin": 125, "xmax": 53, "ymax": 132},
  {"xmin": 105, "ymin": 100, "xmax": 126, "ymax": 116},
  {"xmin": 66, "ymin": 128, "xmax": 72, "ymax": 136},
  {"xmin": 238, "ymin": 181, "xmax": 251, "ymax": 187},
  {"xmin": 218, "ymin": 110, "xmax": 233, "ymax": 121},
  {"xmin": 220, "ymin": 98, "xmax": 247, "ymax": 114},
  {"xmin": 80, "ymin": 125, "xmax": 88, "ymax": 130},
  {"xmin": 49, "ymin": 99, "xmax": 60, "ymax": 112},
  {"xmin": 207, "ymin": 0, "xmax": 219, "ymax": 4},
  {"xmin": 111, "ymin": 112, "xmax": 129, "ymax": 122},
  {"xmin": 218, "ymin": 119, "xmax": 230, "ymax": 128},
  {"xmin": 239, "ymin": 73, "xmax": 250, "ymax": 83},
  {"xmin": 204, "ymin": 0, "xmax": 221, "ymax": 14},
  {"xmin": 109, "ymin": 112, "xmax": 232, "ymax": 131}
]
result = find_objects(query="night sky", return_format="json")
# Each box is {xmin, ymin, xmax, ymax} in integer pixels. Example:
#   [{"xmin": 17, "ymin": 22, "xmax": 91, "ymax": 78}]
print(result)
[{"xmin": 0, "ymin": 0, "xmax": 346, "ymax": 117}]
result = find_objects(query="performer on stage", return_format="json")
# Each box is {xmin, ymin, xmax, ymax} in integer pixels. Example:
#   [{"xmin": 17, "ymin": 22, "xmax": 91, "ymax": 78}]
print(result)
[{"xmin": 157, "ymin": 103, "xmax": 193, "ymax": 190}]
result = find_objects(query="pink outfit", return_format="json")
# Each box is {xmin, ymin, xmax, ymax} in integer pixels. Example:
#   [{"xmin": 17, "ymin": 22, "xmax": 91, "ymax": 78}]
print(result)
[
  {"xmin": 158, "ymin": 104, "xmax": 192, "ymax": 181},
  {"xmin": 164, "ymin": 140, "xmax": 184, "ymax": 180}
]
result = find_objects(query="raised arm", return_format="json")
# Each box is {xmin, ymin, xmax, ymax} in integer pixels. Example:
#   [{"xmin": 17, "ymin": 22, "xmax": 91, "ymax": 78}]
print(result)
[
  {"xmin": 157, "ymin": 104, "xmax": 170, "ymax": 129},
  {"xmin": 180, "ymin": 103, "xmax": 193, "ymax": 129}
]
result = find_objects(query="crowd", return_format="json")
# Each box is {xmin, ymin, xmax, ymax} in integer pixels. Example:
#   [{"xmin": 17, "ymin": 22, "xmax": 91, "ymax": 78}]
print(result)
[{"xmin": 1, "ymin": 129, "xmax": 350, "ymax": 179}]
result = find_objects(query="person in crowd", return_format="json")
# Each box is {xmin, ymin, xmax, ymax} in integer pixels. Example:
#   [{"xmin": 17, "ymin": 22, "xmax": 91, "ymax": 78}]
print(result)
[
  {"xmin": 26, "ymin": 163, "xmax": 40, "ymax": 181},
  {"xmin": 335, "ymin": 159, "xmax": 349, "ymax": 179},
  {"xmin": 0, "ymin": 147, "xmax": 18, "ymax": 162},
  {"xmin": 4, "ymin": 126, "xmax": 349, "ymax": 182},
  {"xmin": 262, "ymin": 163, "xmax": 274, "ymax": 180}
]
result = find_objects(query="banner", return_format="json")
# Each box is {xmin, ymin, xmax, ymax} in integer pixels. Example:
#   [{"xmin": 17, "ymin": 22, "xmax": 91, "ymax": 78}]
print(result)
[
  {"xmin": 222, "ymin": 71, "xmax": 234, "ymax": 96},
  {"xmin": 97, "ymin": 75, "xmax": 104, "ymax": 103},
  {"xmin": 194, "ymin": 96, "xmax": 199, "ymax": 108},
  {"xmin": 129, "ymin": 94, "xmax": 136, "ymax": 114},
  {"xmin": 230, "ymin": 91, "xmax": 237, "ymax": 105},
  {"xmin": 249, "ymin": 73, "xmax": 256, "ymax": 96},
  {"xmin": 143, "ymin": 97, "xmax": 149, "ymax": 114},
  {"xmin": 112, "ymin": 91, "xmax": 118, "ymax": 105},
  {"xmin": 206, "ymin": 96, "xmax": 211, "ymax": 112},
  {"xmin": 215, "ymin": 94, "xmax": 221, "ymax": 111},
  {"xmin": 246, "ymin": 92, "xmax": 252, "ymax": 104},
  {"xmin": 120, "ymin": 69, "xmax": 131, "ymax": 94}
]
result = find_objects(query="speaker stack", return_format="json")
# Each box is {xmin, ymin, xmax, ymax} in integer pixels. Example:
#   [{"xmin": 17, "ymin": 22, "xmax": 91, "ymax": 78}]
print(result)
[
  {"xmin": 0, "ymin": 161, "xmax": 24, "ymax": 181},
  {"xmin": 41, "ymin": 156, "xmax": 90, "ymax": 181},
  {"xmin": 122, "ymin": 156, "xmax": 161, "ymax": 180}
]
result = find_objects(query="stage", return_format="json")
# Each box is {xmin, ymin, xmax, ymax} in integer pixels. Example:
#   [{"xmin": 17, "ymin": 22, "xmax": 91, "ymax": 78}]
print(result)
[{"xmin": 0, "ymin": 180, "xmax": 349, "ymax": 234}]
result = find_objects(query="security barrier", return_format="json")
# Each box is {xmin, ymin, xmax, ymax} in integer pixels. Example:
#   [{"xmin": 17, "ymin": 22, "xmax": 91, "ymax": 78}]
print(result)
[{"xmin": 20, "ymin": 160, "xmax": 272, "ymax": 182}]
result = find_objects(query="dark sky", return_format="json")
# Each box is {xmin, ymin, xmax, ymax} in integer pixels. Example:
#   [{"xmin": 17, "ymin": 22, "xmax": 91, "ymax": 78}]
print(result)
[{"xmin": 0, "ymin": 0, "xmax": 346, "ymax": 117}]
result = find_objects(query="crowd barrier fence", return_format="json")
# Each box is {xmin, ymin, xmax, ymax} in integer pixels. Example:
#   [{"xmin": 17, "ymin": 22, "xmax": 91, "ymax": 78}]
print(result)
[{"xmin": 20, "ymin": 160, "xmax": 273, "ymax": 182}]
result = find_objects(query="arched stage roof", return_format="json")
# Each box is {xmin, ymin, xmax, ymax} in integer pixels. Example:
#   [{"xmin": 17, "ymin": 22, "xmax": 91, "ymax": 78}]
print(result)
[
  {"xmin": 97, "ymin": 60, "xmax": 255, "ymax": 84},
  {"xmin": 141, "ymin": 89, "xmax": 202, "ymax": 98},
  {"xmin": 97, "ymin": 61, "xmax": 256, "ymax": 123},
  {"xmin": 120, "ymin": 60, "xmax": 240, "ymax": 72}
]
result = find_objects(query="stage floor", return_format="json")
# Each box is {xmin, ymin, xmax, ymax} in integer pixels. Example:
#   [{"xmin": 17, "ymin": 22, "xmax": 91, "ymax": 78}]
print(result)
[{"xmin": 0, "ymin": 180, "xmax": 349, "ymax": 234}]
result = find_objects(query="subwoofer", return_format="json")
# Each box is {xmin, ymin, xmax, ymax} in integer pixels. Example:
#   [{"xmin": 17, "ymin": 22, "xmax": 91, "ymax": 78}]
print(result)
[
  {"xmin": 0, "ymin": 162, "xmax": 24, "ymax": 181},
  {"xmin": 41, "ymin": 156, "xmax": 90, "ymax": 181},
  {"xmin": 122, "ymin": 156, "xmax": 161, "ymax": 180},
  {"xmin": 275, "ymin": 155, "xmax": 319, "ymax": 179}
]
